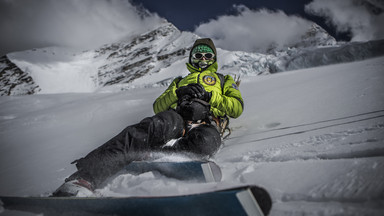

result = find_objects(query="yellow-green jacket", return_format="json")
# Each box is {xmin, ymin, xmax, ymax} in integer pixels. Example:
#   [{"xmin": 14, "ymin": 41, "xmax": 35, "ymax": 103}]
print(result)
[{"xmin": 153, "ymin": 62, "xmax": 243, "ymax": 119}]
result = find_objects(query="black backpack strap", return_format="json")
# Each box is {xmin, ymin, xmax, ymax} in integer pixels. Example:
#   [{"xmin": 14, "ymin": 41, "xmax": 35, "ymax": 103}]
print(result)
[{"xmin": 216, "ymin": 73, "xmax": 225, "ymax": 95}]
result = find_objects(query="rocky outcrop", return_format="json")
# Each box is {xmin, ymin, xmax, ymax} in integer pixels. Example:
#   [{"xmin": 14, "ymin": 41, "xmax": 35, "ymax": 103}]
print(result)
[
  {"xmin": 0, "ymin": 55, "xmax": 40, "ymax": 96},
  {"xmin": 95, "ymin": 23, "xmax": 197, "ymax": 87}
]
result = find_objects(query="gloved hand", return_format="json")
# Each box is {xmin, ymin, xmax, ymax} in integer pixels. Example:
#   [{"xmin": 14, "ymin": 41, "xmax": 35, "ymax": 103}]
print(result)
[
  {"xmin": 201, "ymin": 90, "xmax": 212, "ymax": 102},
  {"xmin": 177, "ymin": 99, "xmax": 211, "ymax": 121},
  {"xmin": 176, "ymin": 83, "xmax": 207, "ymax": 99}
]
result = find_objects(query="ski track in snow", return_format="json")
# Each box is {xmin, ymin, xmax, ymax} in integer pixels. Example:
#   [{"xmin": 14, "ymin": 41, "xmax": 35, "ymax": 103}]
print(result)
[
  {"xmin": 218, "ymin": 116, "xmax": 384, "ymax": 215},
  {"xmin": 229, "ymin": 120, "xmax": 384, "ymax": 162},
  {"xmin": 1, "ymin": 57, "xmax": 384, "ymax": 215}
]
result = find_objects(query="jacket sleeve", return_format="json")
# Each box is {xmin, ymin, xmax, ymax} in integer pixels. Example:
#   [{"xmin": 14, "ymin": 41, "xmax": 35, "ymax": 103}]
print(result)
[
  {"xmin": 153, "ymin": 77, "xmax": 181, "ymax": 114},
  {"xmin": 210, "ymin": 75, "xmax": 244, "ymax": 118}
]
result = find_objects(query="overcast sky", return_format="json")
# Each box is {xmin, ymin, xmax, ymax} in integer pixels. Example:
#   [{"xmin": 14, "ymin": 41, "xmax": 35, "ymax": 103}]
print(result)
[{"xmin": 1, "ymin": 0, "xmax": 383, "ymax": 56}]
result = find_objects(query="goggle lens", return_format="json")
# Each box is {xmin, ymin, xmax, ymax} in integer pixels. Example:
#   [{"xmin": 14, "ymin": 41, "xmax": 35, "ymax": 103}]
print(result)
[{"xmin": 193, "ymin": 53, "xmax": 215, "ymax": 59}]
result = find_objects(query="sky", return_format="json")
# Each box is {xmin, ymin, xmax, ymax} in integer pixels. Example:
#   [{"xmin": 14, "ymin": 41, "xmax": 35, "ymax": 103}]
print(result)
[{"xmin": 0, "ymin": 0, "xmax": 383, "ymax": 56}]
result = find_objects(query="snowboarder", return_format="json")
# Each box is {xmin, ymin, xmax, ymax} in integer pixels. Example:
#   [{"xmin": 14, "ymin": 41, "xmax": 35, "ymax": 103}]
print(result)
[{"xmin": 53, "ymin": 38, "xmax": 244, "ymax": 197}]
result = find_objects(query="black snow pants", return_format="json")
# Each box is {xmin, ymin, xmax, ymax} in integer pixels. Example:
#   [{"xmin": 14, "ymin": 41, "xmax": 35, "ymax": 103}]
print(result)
[{"xmin": 69, "ymin": 110, "xmax": 222, "ymax": 188}]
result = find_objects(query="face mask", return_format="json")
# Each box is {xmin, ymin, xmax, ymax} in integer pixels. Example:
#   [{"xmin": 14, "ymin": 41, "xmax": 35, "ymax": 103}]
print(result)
[
  {"xmin": 198, "ymin": 61, "xmax": 209, "ymax": 68},
  {"xmin": 191, "ymin": 53, "xmax": 215, "ymax": 69}
]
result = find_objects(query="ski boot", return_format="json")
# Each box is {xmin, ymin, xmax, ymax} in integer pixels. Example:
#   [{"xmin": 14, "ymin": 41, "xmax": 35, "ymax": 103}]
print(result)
[{"xmin": 52, "ymin": 178, "xmax": 94, "ymax": 197}]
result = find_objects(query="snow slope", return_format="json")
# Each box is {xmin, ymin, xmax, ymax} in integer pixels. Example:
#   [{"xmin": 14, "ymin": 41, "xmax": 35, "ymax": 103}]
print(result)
[
  {"xmin": 6, "ymin": 47, "xmax": 99, "ymax": 94},
  {"xmin": 1, "ymin": 56, "xmax": 384, "ymax": 215}
]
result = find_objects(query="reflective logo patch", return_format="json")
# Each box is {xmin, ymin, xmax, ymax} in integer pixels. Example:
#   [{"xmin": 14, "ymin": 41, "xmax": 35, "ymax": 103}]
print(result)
[
  {"xmin": 203, "ymin": 75, "xmax": 216, "ymax": 86},
  {"xmin": 232, "ymin": 83, "xmax": 239, "ymax": 90}
]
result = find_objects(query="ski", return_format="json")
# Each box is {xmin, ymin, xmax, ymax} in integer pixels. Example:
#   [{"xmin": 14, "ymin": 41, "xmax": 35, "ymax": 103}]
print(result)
[
  {"xmin": 123, "ymin": 160, "xmax": 222, "ymax": 182},
  {"xmin": 0, "ymin": 185, "xmax": 272, "ymax": 216}
]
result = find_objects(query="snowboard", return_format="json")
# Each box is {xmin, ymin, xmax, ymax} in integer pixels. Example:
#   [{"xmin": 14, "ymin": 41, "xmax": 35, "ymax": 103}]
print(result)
[
  {"xmin": 123, "ymin": 160, "xmax": 222, "ymax": 182},
  {"xmin": 0, "ymin": 185, "xmax": 272, "ymax": 216}
]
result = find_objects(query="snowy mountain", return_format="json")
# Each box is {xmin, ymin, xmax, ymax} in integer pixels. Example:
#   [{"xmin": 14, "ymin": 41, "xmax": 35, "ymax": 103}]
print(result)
[
  {"xmin": 274, "ymin": 39, "xmax": 384, "ymax": 72},
  {"xmin": 0, "ymin": 56, "xmax": 40, "ymax": 96},
  {"xmin": 94, "ymin": 23, "xmax": 198, "ymax": 88},
  {"xmin": 3, "ymin": 20, "xmax": 383, "ymax": 96},
  {"xmin": 2, "ymin": 23, "xmax": 198, "ymax": 95},
  {"xmin": 291, "ymin": 23, "xmax": 337, "ymax": 49}
]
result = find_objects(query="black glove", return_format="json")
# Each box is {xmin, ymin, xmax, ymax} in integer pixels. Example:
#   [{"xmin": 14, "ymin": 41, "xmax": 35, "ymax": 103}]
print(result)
[
  {"xmin": 177, "ymin": 98, "xmax": 211, "ymax": 121},
  {"xmin": 176, "ymin": 83, "xmax": 212, "ymax": 102},
  {"xmin": 189, "ymin": 83, "xmax": 212, "ymax": 102},
  {"xmin": 176, "ymin": 83, "xmax": 205, "ymax": 99},
  {"xmin": 201, "ymin": 91, "xmax": 212, "ymax": 102}
]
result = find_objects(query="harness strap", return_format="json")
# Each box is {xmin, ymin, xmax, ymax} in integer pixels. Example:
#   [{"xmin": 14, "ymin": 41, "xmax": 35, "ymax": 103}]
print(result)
[{"xmin": 212, "ymin": 116, "xmax": 231, "ymax": 139}]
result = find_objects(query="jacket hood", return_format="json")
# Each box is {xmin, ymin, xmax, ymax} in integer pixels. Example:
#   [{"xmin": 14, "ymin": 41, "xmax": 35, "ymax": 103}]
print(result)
[{"xmin": 189, "ymin": 38, "xmax": 217, "ymax": 65}]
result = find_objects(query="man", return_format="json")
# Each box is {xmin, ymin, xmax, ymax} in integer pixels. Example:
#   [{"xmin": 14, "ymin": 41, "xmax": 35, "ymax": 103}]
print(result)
[{"xmin": 53, "ymin": 38, "xmax": 243, "ymax": 197}]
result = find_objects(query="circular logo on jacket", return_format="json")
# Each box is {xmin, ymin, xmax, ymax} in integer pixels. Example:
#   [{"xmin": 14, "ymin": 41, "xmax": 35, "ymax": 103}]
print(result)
[{"xmin": 203, "ymin": 75, "xmax": 216, "ymax": 86}]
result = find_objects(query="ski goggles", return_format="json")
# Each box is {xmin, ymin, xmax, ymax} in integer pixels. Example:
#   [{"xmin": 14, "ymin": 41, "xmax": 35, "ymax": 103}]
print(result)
[{"xmin": 192, "ymin": 52, "xmax": 215, "ymax": 60}]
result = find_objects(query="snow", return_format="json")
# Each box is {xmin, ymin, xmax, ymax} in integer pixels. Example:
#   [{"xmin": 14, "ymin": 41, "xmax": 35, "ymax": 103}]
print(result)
[
  {"xmin": 1, "ymin": 55, "xmax": 384, "ymax": 215},
  {"xmin": 7, "ymin": 48, "xmax": 99, "ymax": 94}
]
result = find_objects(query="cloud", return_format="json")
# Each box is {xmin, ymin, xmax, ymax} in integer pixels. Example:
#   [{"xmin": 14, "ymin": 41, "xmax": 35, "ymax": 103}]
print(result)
[
  {"xmin": 194, "ymin": 5, "xmax": 313, "ymax": 53},
  {"xmin": 0, "ymin": 0, "xmax": 165, "ymax": 55},
  {"xmin": 305, "ymin": 0, "xmax": 384, "ymax": 41}
]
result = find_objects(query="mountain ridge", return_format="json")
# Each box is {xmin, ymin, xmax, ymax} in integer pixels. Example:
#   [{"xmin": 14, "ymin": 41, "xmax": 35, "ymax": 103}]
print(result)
[
  {"xmin": 0, "ymin": 55, "xmax": 41, "ymax": 96},
  {"xmin": 1, "ymin": 21, "xmax": 384, "ymax": 96}
]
